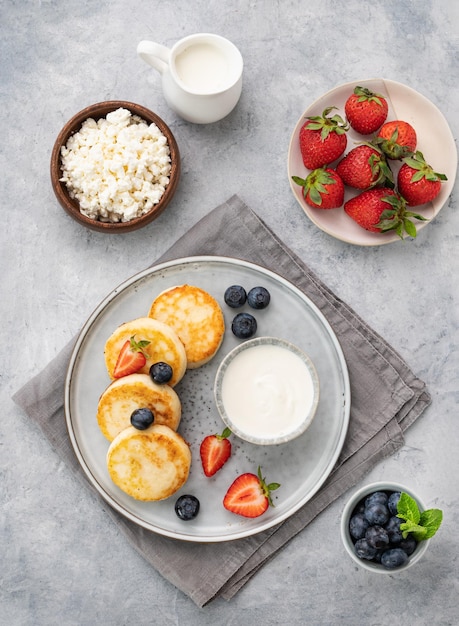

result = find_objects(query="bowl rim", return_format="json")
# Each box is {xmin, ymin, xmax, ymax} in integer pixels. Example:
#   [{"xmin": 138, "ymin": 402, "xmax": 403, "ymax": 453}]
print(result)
[
  {"xmin": 50, "ymin": 100, "xmax": 180, "ymax": 233},
  {"xmin": 213, "ymin": 335, "xmax": 320, "ymax": 445},
  {"xmin": 340, "ymin": 480, "xmax": 430, "ymax": 573}
]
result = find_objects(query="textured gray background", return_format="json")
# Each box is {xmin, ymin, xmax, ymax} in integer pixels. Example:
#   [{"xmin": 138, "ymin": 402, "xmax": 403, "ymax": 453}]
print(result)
[{"xmin": 2, "ymin": 1, "xmax": 458, "ymax": 624}]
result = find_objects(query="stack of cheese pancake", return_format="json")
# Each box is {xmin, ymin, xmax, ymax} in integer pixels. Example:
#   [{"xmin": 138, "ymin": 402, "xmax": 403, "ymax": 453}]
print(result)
[{"xmin": 98, "ymin": 285, "xmax": 225, "ymax": 501}]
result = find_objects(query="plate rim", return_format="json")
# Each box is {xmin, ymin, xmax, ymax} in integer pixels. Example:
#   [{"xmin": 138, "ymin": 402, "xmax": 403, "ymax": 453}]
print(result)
[
  {"xmin": 288, "ymin": 77, "xmax": 457, "ymax": 246},
  {"xmin": 64, "ymin": 255, "xmax": 351, "ymax": 542}
]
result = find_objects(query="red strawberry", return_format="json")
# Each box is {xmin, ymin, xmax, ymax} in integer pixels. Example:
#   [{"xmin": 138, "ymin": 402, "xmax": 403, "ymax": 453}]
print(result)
[
  {"xmin": 113, "ymin": 335, "xmax": 150, "ymax": 378},
  {"xmin": 375, "ymin": 120, "xmax": 417, "ymax": 159},
  {"xmin": 299, "ymin": 106, "xmax": 348, "ymax": 169},
  {"xmin": 397, "ymin": 151, "xmax": 447, "ymax": 206},
  {"xmin": 200, "ymin": 427, "xmax": 232, "ymax": 477},
  {"xmin": 344, "ymin": 187, "xmax": 428, "ymax": 238},
  {"xmin": 292, "ymin": 167, "xmax": 344, "ymax": 209},
  {"xmin": 344, "ymin": 85, "xmax": 389, "ymax": 135},
  {"xmin": 336, "ymin": 144, "xmax": 393, "ymax": 190},
  {"xmin": 223, "ymin": 466, "xmax": 280, "ymax": 518}
]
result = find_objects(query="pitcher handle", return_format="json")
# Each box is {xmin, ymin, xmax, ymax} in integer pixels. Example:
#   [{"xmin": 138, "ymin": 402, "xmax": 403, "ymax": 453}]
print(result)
[{"xmin": 136, "ymin": 41, "xmax": 170, "ymax": 74}]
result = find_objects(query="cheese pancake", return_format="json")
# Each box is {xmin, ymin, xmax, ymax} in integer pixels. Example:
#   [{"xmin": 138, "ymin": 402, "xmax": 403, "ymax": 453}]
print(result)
[
  {"xmin": 148, "ymin": 285, "xmax": 225, "ymax": 369},
  {"xmin": 107, "ymin": 424, "xmax": 191, "ymax": 501},
  {"xmin": 104, "ymin": 317, "xmax": 187, "ymax": 386},
  {"xmin": 96, "ymin": 373, "xmax": 181, "ymax": 441}
]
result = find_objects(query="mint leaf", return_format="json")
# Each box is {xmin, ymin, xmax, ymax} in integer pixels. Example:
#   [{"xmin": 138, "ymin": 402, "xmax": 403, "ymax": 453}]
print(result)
[
  {"xmin": 397, "ymin": 492, "xmax": 443, "ymax": 541},
  {"xmin": 400, "ymin": 520, "xmax": 427, "ymax": 541},
  {"xmin": 397, "ymin": 492, "xmax": 421, "ymax": 524},
  {"xmin": 418, "ymin": 509, "xmax": 443, "ymax": 539}
]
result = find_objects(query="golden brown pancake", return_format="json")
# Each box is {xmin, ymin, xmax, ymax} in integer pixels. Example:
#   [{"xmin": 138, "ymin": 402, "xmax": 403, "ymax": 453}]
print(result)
[
  {"xmin": 106, "ymin": 424, "xmax": 191, "ymax": 501},
  {"xmin": 148, "ymin": 285, "xmax": 225, "ymax": 369},
  {"xmin": 104, "ymin": 316, "xmax": 187, "ymax": 386},
  {"xmin": 96, "ymin": 373, "xmax": 181, "ymax": 441}
]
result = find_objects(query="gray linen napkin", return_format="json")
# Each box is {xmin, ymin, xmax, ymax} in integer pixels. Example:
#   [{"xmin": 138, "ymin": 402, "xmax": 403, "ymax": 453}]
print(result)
[{"xmin": 13, "ymin": 195, "xmax": 431, "ymax": 607}]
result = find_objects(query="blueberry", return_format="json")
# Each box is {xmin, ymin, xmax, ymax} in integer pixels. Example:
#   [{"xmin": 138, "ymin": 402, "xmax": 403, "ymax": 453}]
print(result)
[
  {"xmin": 175, "ymin": 495, "xmax": 200, "ymax": 521},
  {"xmin": 380, "ymin": 548, "xmax": 408, "ymax": 569},
  {"xmin": 385, "ymin": 516, "xmax": 403, "ymax": 544},
  {"xmin": 354, "ymin": 538, "xmax": 378, "ymax": 561},
  {"xmin": 388, "ymin": 491, "xmax": 401, "ymax": 515},
  {"xmin": 373, "ymin": 550, "xmax": 384, "ymax": 563},
  {"xmin": 231, "ymin": 312, "xmax": 257, "ymax": 339},
  {"xmin": 247, "ymin": 286, "xmax": 271, "ymax": 309},
  {"xmin": 365, "ymin": 491, "xmax": 388, "ymax": 508},
  {"xmin": 130, "ymin": 407, "xmax": 154, "ymax": 430},
  {"xmin": 364, "ymin": 502, "xmax": 390, "ymax": 526},
  {"xmin": 150, "ymin": 361, "xmax": 173, "ymax": 384},
  {"xmin": 224, "ymin": 285, "xmax": 247, "ymax": 308},
  {"xmin": 399, "ymin": 537, "xmax": 417, "ymax": 556},
  {"xmin": 349, "ymin": 513, "xmax": 369, "ymax": 540},
  {"xmin": 365, "ymin": 525, "xmax": 390, "ymax": 549}
]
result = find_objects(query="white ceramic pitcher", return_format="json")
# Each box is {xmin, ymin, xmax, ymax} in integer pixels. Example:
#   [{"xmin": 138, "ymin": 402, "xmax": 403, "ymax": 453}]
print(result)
[{"xmin": 137, "ymin": 33, "xmax": 243, "ymax": 124}]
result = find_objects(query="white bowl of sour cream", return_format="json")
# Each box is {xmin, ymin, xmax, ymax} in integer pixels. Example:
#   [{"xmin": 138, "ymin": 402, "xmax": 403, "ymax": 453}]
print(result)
[{"xmin": 214, "ymin": 337, "xmax": 320, "ymax": 445}]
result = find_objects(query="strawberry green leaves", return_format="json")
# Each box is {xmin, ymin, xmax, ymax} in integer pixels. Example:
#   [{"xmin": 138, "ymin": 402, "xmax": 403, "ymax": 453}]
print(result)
[
  {"xmin": 128, "ymin": 335, "xmax": 151, "ymax": 356},
  {"xmin": 292, "ymin": 167, "xmax": 344, "ymax": 209},
  {"xmin": 305, "ymin": 106, "xmax": 349, "ymax": 140},
  {"xmin": 353, "ymin": 85, "xmax": 386, "ymax": 107},
  {"xmin": 403, "ymin": 151, "xmax": 448, "ymax": 184},
  {"xmin": 374, "ymin": 194, "xmax": 428, "ymax": 239},
  {"xmin": 396, "ymin": 492, "xmax": 443, "ymax": 542},
  {"xmin": 257, "ymin": 465, "xmax": 281, "ymax": 509}
]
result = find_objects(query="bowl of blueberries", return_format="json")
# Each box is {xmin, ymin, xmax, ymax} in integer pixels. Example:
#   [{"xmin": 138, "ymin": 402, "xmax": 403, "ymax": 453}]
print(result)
[{"xmin": 340, "ymin": 481, "xmax": 443, "ymax": 573}]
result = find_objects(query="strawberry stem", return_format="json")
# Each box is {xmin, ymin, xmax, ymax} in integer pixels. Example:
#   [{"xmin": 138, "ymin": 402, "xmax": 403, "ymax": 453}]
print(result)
[
  {"xmin": 402, "ymin": 151, "xmax": 448, "ymax": 183},
  {"xmin": 129, "ymin": 335, "xmax": 151, "ymax": 357},
  {"xmin": 375, "ymin": 195, "xmax": 428, "ymax": 239},
  {"xmin": 217, "ymin": 427, "xmax": 232, "ymax": 440},
  {"xmin": 353, "ymin": 85, "xmax": 385, "ymax": 106},
  {"xmin": 257, "ymin": 466, "xmax": 281, "ymax": 507},
  {"xmin": 305, "ymin": 106, "xmax": 349, "ymax": 140}
]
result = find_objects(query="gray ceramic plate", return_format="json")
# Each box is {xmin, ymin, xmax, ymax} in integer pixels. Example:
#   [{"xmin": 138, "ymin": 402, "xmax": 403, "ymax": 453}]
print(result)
[{"xmin": 65, "ymin": 256, "xmax": 350, "ymax": 542}]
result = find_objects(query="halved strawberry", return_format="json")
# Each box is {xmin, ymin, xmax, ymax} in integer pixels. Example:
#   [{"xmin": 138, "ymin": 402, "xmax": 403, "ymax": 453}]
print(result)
[
  {"xmin": 200, "ymin": 427, "xmax": 232, "ymax": 477},
  {"xmin": 223, "ymin": 466, "xmax": 280, "ymax": 518},
  {"xmin": 113, "ymin": 335, "xmax": 150, "ymax": 378}
]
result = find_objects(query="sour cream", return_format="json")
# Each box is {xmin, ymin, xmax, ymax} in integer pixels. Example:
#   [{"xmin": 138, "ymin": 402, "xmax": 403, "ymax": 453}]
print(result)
[{"xmin": 215, "ymin": 338, "xmax": 319, "ymax": 445}]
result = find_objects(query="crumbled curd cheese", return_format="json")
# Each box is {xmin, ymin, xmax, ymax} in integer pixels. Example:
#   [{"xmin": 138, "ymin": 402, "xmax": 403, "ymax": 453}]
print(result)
[{"xmin": 60, "ymin": 107, "xmax": 172, "ymax": 223}]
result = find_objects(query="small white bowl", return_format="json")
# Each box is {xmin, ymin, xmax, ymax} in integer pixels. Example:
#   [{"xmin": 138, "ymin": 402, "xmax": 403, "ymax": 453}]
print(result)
[
  {"xmin": 214, "ymin": 337, "xmax": 320, "ymax": 445},
  {"xmin": 340, "ymin": 481, "xmax": 430, "ymax": 573}
]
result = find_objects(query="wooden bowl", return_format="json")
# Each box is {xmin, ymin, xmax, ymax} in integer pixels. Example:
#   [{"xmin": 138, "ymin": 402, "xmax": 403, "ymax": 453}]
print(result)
[{"xmin": 50, "ymin": 101, "xmax": 180, "ymax": 233}]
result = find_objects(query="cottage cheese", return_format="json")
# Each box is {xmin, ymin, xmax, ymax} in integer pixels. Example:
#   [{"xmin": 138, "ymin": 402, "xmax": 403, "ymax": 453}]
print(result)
[{"xmin": 60, "ymin": 107, "xmax": 172, "ymax": 223}]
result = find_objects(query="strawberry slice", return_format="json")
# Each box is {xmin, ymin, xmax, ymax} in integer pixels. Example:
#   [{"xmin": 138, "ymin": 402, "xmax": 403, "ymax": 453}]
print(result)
[
  {"xmin": 223, "ymin": 466, "xmax": 280, "ymax": 518},
  {"xmin": 200, "ymin": 427, "xmax": 232, "ymax": 477},
  {"xmin": 113, "ymin": 335, "xmax": 151, "ymax": 378}
]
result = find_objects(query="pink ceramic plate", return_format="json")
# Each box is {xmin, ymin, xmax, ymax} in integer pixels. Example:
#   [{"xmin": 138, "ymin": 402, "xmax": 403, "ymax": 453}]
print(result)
[{"xmin": 288, "ymin": 78, "xmax": 457, "ymax": 245}]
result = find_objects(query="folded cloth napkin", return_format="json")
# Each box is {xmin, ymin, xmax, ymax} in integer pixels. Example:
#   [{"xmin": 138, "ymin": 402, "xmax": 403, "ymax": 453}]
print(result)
[{"xmin": 13, "ymin": 195, "xmax": 431, "ymax": 607}]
